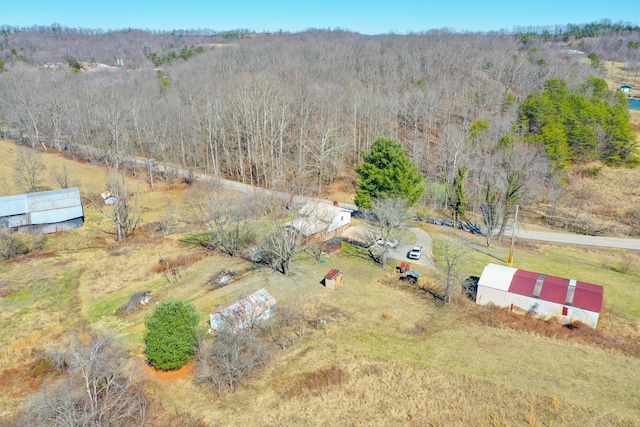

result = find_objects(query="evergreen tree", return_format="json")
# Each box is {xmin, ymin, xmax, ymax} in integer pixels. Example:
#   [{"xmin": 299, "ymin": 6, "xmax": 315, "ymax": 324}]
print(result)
[
  {"xmin": 144, "ymin": 299, "xmax": 200, "ymax": 370},
  {"xmin": 354, "ymin": 137, "xmax": 424, "ymax": 209},
  {"xmin": 519, "ymin": 78, "xmax": 637, "ymax": 169}
]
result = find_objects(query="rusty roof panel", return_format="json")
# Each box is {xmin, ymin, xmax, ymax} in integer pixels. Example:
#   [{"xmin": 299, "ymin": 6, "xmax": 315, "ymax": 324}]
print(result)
[{"xmin": 210, "ymin": 289, "xmax": 276, "ymax": 332}]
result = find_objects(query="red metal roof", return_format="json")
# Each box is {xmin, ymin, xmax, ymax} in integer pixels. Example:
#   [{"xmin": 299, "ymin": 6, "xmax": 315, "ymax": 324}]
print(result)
[
  {"xmin": 507, "ymin": 268, "xmax": 603, "ymax": 313},
  {"xmin": 508, "ymin": 270, "xmax": 539, "ymax": 296},
  {"xmin": 539, "ymin": 275, "xmax": 569, "ymax": 304},
  {"xmin": 572, "ymin": 282, "xmax": 604, "ymax": 312},
  {"xmin": 324, "ymin": 268, "xmax": 342, "ymax": 280}
]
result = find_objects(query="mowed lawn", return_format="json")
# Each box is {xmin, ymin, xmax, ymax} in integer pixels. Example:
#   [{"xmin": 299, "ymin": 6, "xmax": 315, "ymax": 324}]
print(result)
[{"xmin": 1, "ymin": 138, "xmax": 640, "ymax": 425}]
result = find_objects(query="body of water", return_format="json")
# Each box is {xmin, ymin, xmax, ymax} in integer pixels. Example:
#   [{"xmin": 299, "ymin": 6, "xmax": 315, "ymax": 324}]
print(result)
[{"xmin": 629, "ymin": 99, "xmax": 640, "ymax": 110}]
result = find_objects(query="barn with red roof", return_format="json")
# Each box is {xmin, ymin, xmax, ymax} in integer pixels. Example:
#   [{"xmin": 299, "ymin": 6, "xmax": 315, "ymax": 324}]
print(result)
[{"xmin": 476, "ymin": 263, "xmax": 604, "ymax": 329}]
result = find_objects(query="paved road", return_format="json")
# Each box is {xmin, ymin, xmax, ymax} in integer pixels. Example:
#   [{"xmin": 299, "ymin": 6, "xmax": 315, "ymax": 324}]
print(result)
[
  {"xmin": 8, "ymin": 132, "xmax": 640, "ymax": 252},
  {"xmin": 509, "ymin": 227, "xmax": 640, "ymax": 251}
]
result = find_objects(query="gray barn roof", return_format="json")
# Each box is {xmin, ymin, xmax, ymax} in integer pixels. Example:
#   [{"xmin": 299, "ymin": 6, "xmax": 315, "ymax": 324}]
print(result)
[{"xmin": 0, "ymin": 188, "xmax": 83, "ymax": 227}]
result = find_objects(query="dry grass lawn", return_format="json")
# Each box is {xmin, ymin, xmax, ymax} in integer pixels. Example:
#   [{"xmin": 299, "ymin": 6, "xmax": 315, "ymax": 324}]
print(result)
[{"xmin": 2, "ymin": 138, "xmax": 640, "ymax": 425}]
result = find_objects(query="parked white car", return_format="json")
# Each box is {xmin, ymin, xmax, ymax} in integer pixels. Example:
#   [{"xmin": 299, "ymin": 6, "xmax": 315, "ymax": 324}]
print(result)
[
  {"xmin": 376, "ymin": 238, "xmax": 398, "ymax": 248},
  {"xmin": 407, "ymin": 246, "xmax": 423, "ymax": 260}
]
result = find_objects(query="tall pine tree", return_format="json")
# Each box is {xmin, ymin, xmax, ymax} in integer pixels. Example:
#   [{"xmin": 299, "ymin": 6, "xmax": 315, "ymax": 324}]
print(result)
[{"xmin": 354, "ymin": 137, "xmax": 424, "ymax": 209}]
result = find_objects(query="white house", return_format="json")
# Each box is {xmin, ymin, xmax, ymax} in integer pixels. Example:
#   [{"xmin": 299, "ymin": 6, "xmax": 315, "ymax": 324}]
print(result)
[
  {"xmin": 284, "ymin": 202, "xmax": 351, "ymax": 240},
  {"xmin": 476, "ymin": 263, "xmax": 604, "ymax": 329}
]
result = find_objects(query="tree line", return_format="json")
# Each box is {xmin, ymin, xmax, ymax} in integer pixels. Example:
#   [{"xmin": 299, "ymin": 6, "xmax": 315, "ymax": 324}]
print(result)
[{"xmin": 0, "ymin": 28, "xmax": 634, "ymax": 230}]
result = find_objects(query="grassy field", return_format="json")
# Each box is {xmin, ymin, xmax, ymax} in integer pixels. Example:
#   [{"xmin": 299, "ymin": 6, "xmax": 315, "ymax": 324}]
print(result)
[{"xmin": 2, "ymin": 138, "xmax": 640, "ymax": 425}]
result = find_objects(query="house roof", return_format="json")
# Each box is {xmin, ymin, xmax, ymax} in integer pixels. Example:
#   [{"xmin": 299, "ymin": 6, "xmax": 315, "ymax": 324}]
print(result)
[
  {"xmin": 285, "ymin": 202, "xmax": 352, "ymax": 237},
  {"xmin": 285, "ymin": 216, "xmax": 328, "ymax": 238},
  {"xmin": 479, "ymin": 263, "xmax": 604, "ymax": 313},
  {"xmin": 299, "ymin": 202, "xmax": 351, "ymax": 223}
]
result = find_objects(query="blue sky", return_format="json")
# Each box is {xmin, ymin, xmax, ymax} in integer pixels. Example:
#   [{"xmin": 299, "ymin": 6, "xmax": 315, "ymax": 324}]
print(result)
[{"xmin": 3, "ymin": 1, "xmax": 638, "ymax": 35}]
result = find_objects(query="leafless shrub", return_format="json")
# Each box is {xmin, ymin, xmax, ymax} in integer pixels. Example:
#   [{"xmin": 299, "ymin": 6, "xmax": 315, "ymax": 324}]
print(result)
[
  {"xmin": 618, "ymin": 255, "xmax": 635, "ymax": 274},
  {"xmin": 116, "ymin": 290, "xmax": 152, "ymax": 316},
  {"xmin": 208, "ymin": 269, "xmax": 235, "ymax": 290},
  {"xmin": 50, "ymin": 164, "xmax": 72, "ymax": 189},
  {"xmin": 278, "ymin": 365, "xmax": 347, "ymax": 399},
  {"xmin": 14, "ymin": 333, "xmax": 149, "ymax": 427},
  {"xmin": 44, "ymin": 346, "xmax": 68, "ymax": 373},
  {"xmin": 195, "ymin": 329, "xmax": 270, "ymax": 395},
  {"xmin": 154, "ymin": 411, "xmax": 209, "ymax": 427},
  {"xmin": 111, "ymin": 247, "xmax": 131, "ymax": 257},
  {"xmin": 262, "ymin": 298, "xmax": 307, "ymax": 350},
  {"xmin": 152, "ymin": 253, "xmax": 204, "ymax": 283},
  {"xmin": 0, "ymin": 231, "xmax": 44, "ymax": 260},
  {"xmin": 409, "ymin": 322, "xmax": 428, "ymax": 335},
  {"xmin": 156, "ymin": 205, "xmax": 176, "ymax": 235}
]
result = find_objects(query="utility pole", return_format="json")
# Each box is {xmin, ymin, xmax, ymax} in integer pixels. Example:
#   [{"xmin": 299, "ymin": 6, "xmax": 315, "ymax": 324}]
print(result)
[{"xmin": 508, "ymin": 204, "xmax": 519, "ymax": 267}]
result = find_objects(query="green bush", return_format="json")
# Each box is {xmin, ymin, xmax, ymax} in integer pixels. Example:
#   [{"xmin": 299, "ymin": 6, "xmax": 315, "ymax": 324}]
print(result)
[{"xmin": 144, "ymin": 299, "xmax": 199, "ymax": 370}]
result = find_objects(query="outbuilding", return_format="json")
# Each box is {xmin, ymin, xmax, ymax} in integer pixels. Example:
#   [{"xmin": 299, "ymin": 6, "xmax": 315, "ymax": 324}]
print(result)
[
  {"xmin": 476, "ymin": 263, "xmax": 603, "ymax": 329},
  {"xmin": 323, "ymin": 268, "xmax": 343, "ymax": 290},
  {"xmin": 0, "ymin": 188, "xmax": 84, "ymax": 234},
  {"xmin": 208, "ymin": 288, "xmax": 276, "ymax": 333},
  {"xmin": 620, "ymin": 85, "xmax": 633, "ymax": 94}
]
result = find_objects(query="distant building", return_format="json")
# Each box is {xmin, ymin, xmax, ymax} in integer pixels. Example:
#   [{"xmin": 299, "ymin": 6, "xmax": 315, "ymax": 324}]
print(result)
[
  {"xmin": 208, "ymin": 289, "xmax": 276, "ymax": 333},
  {"xmin": 620, "ymin": 85, "xmax": 633, "ymax": 94},
  {"xmin": 0, "ymin": 188, "xmax": 84, "ymax": 234},
  {"xmin": 476, "ymin": 263, "xmax": 603, "ymax": 329}
]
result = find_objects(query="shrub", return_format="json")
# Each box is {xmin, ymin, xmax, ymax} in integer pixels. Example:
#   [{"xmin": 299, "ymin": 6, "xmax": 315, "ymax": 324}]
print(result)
[
  {"xmin": 0, "ymin": 231, "xmax": 44, "ymax": 260},
  {"xmin": 116, "ymin": 290, "xmax": 152, "ymax": 315},
  {"xmin": 144, "ymin": 299, "xmax": 199, "ymax": 370}
]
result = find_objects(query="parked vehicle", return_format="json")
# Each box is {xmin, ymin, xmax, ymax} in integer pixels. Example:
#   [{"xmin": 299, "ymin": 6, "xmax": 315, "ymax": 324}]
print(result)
[
  {"xmin": 407, "ymin": 246, "xmax": 423, "ymax": 260},
  {"xmin": 376, "ymin": 238, "xmax": 398, "ymax": 248}
]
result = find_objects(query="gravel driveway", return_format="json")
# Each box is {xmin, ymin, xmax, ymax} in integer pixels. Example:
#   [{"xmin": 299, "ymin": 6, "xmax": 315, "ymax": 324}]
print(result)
[{"xmin": 385, "ymin": 226, "xmax": 434, "ymax": 268}]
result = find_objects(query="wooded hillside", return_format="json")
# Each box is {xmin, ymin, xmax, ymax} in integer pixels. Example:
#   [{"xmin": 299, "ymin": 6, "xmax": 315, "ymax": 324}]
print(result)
[{"xmin": 0, "ymin": 24, "xmax": 637, "ymax": 227}]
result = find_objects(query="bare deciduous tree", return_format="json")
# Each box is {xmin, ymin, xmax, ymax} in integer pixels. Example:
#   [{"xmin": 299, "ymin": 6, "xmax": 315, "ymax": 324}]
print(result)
[
  {"xmin": 13, "ymin": 147, "xmax": 46, "ymax": 192},
  {"xmin": 436, "ymin": 236, "xmax": 467, "ymax": 304},
  {"xmin": 50, "ymin": 164, "xmax": 72, "ymax": 189},
  {"xmin": 369, "ymin": 197, "xmax": 410, "ymax": 266},
  {"xmin": 91, "ymin": 171, "xmax": 144, "ymax": 241},
  {"xmin": 185, "ymin": 181, "xmax": 255, "ymax": 256},
  {"xmin": 15, "ymin": 333, "xmax": 148, "ymax": 427},
  {"xmin": 195, "ymin": 329, "xmax": 269, "ymax": 395}
]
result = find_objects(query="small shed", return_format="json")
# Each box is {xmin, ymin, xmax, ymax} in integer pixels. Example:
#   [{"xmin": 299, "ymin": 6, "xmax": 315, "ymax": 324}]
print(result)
[
  {"xmin": 620, "ymin": 85, "xmax": 633, "ymax": 94},
  {"xmin": 0, "ymin": 187, "xmax": 84, "ymax": 234},
  {"xmin": 208, "ymin": 288, "xmax": 276, "ymax": 333},
  {"xmin": 323, "ymin": 236, "xmax": 342, "ymax": 254},
  {"xmin": 324, "ymin": 268, "xmax": 343, "ymax": 290},
  {"xmin": 477, "ymin": 263, "xmax": 604, "ymax": 328}
]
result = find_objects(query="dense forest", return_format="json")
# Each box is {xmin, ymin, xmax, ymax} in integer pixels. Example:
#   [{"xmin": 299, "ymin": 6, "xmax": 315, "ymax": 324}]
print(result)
[{"xmin": 0, "ymin": 22, "xmax": 637, "ymax": 219}]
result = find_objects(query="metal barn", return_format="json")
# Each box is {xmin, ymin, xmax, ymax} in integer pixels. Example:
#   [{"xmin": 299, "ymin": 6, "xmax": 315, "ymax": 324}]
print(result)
[
  {"xmin": 0, "ymin": 188, "xmax": 84, "ymax": 234},
  {"xmin": 476, "ymin": 263, "xmax": 604, "ymax": 328},
  {"xmin": 208, "ymin": 288, "xmax": 276, "ymax": 333}
]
